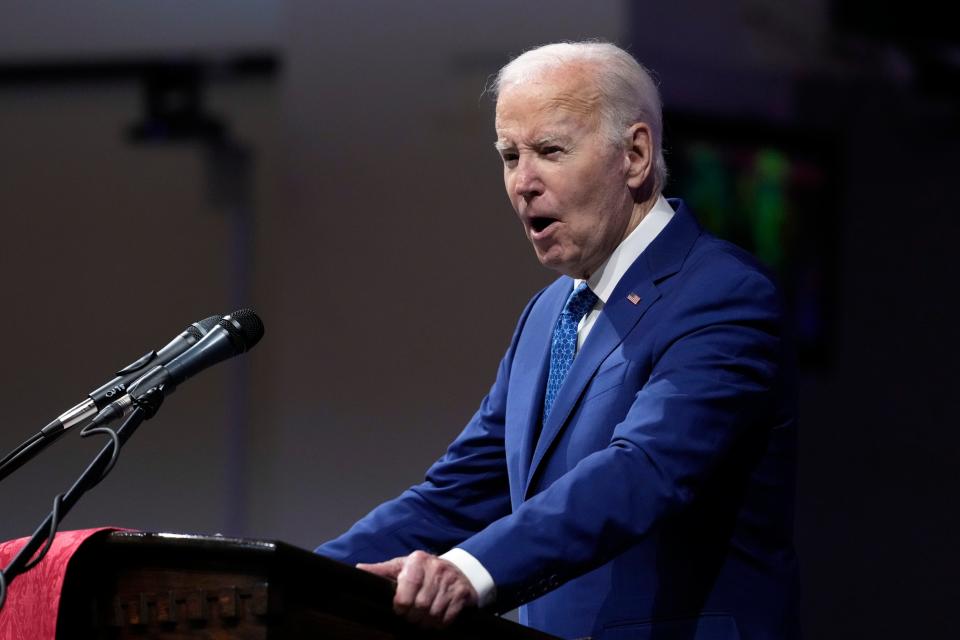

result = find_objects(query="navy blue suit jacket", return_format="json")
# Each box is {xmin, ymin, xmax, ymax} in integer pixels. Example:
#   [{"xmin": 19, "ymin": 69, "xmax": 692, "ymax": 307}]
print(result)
[{"xmin": 317, "ymin": 200, "xmax": 799, "ymax": 639}]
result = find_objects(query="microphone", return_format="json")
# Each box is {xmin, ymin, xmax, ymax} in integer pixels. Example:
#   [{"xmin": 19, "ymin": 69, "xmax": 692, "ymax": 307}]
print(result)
[
  {"xmin": 90, "ymin": 309, "xmax": 264, "ymax": 426},
  {"xmin": 42, "ymin": 314, "xmax": 222, "ymax": 436}
]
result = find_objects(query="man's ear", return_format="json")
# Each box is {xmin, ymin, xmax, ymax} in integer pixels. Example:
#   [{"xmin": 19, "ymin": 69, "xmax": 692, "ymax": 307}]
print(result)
[{"xmin": 624, "ymin": 122, "xmax": 653, "ymax": 191}]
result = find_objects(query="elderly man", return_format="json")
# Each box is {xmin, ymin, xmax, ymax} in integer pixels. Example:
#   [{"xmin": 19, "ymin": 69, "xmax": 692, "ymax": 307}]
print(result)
[{"xmin": 317, "ymin": 41, "xmax": 798, "ymax": 640}]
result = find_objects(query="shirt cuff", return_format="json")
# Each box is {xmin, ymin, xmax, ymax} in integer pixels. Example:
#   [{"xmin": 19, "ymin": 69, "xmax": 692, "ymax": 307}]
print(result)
[{"xmin": 441, "ymin": 547, "xmax": 497, "ymax": 607}]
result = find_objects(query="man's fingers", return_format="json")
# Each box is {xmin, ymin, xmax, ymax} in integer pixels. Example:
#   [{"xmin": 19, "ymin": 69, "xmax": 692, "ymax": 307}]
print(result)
[
  {"xmin": 361, "ymin": 551, "xmax": 478, "ymax": 628},
  {"xmin": 442, "ymin": 595, "xmax": 467, "ymax": 627},
  {"xmin": 393, "ymin": 551, "xmax": 428, "ymax": 614},
  {"xmin": 428, "ymin": 571, "xmax": 463, "ymax": 619},
  {"xmin": 356, "ymin": 556, "xmax": 405, "ymax": 580},
  {"xmin": 428, "ymin": 577, "xmax": 453, "ymax": 619},
  {"xmin": 441, "ymin": 577, "xmax": 477, "ymax": 627},
  {"xmin": 409, "ymin": 565, "xmax": 441, "ymax": 623}
]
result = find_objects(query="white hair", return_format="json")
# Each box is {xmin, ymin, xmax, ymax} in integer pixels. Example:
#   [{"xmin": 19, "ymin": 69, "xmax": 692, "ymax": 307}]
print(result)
[{"xmin": 492, "ymin": 41, "xmax": 667, "ymax": 195}]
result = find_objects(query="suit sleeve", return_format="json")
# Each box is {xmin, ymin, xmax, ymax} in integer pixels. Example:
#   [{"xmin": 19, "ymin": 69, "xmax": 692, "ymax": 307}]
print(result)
[
  {"xmin": 314, "ymin": 290, "xmax": 544, "ymax": 565},
  {"xmin": 458, "ymin": 260, "xmax": 786, "ymax": 610}
]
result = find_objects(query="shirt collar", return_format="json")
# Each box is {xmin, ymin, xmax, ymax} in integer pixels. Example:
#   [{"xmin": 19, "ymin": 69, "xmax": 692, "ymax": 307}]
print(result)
[{"xmin": 576, "ymin": 195, "xmax": 675, "ymax": 303}]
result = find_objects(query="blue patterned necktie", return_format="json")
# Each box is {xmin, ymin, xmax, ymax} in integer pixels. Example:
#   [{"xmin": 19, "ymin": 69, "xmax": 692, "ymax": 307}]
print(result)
[{"xmin": 543, "ymin": 282, "xmax": 599, "ymax": 424}]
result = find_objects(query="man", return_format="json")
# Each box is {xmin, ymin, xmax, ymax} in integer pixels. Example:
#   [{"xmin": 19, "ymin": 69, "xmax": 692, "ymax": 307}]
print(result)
[{"xmin": 317, "ymin": 41, "xmax": 798, "ymax": 640}]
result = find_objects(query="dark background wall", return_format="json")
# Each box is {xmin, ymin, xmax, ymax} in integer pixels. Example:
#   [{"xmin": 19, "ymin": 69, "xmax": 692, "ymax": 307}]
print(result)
[{"xmin": 0, "ymin": 2, "xmax": 956, "ymax": 637}]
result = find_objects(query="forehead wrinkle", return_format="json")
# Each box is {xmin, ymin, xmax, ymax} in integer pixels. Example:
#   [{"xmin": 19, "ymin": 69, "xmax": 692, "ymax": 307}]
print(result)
[
  {"xmin": 495, "ymin": 129, "xmax": 573, "ymax": 152},
  {"xmin": 532, "ymin": 133, "xmax": 573, "ymax": 148},
  {"xmin": 547, "ymin": 88, "xmax": 601, "ymax": 118},
  {"xmin": 495, "ymin": 110, "xmax": 588, "ymax": 152},
  {"xmin": 496, "ymin": 96, "xmax": 593, "ymax": 136},
  {"xmin": 497, "ymin": 88, "xmax": 599, "ymax": 123},
  {"xmin": 496, "ymin": 78, "xmax": 603, "ymax": 145}
]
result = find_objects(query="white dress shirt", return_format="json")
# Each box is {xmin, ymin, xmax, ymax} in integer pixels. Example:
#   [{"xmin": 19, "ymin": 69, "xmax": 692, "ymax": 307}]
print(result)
[{"xmin": 442, "ymin": 196, "xmax": 676, "ymax": 606}]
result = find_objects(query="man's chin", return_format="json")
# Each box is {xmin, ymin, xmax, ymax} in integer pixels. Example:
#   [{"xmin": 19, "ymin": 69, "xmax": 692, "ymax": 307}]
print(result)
[{"xmin": 535, "ymin": 251, "xmax": 582, "ymax": 279}]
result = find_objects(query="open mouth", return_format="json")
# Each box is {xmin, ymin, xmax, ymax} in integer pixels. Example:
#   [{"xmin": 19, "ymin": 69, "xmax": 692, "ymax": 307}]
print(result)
[{"xmin": 530, "ymin": 216, "xmax": 559, "ymax": 233}]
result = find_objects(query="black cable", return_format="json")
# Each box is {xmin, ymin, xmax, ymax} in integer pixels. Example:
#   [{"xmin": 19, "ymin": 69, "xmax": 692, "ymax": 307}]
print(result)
[
  {"xmin": 0, "ymin": 565, "xmax": 7, "ymax": 610},
  {"xmin": 0, "ymin": 432, "xmax": 42, "ymax": 468},
  {"xmin": 0, "ymin": 432, "xmax": 45, "ymax": 476},
  {"xmin": 79, "ymin": 423, "xmax": 121, "ymax": 481},
  {"xmin": 0, "ymin": 425, "xmax": 73, "ymax": 484},
  {"xmin": 15, "ymin": 424, "xmax": 121, "ymax": 574},
  {"xmin": 21, "ymin": 495, "xmax": 63, "ymax": 572}
]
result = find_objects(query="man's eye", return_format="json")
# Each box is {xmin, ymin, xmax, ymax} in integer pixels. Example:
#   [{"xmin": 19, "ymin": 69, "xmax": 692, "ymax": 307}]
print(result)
[
  {"xmin": 501, "ymin": 153, "xmax": 518, "ymax": 164},
  {"xmin": 541, "ymin": 146, "xmax": 563, "ymax": 156}
]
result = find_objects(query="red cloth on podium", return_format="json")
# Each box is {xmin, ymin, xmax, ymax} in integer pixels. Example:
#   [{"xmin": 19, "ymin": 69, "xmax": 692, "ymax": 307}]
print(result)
[{"xmin": 0, "ymin": 528, "xmax": 124, "ymax": 640}]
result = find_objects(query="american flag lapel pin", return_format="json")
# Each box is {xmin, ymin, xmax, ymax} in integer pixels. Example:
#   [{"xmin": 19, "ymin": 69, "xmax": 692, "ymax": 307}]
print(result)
[{"xmin": 627, "ymin": 292, "xmax": 641, "ymax": 305}]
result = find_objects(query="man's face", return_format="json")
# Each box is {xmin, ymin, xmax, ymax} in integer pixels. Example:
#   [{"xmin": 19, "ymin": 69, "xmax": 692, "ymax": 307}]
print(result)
[{"xmin": 495, "ymin": 66, "xmax": 638, "ymax": 279}]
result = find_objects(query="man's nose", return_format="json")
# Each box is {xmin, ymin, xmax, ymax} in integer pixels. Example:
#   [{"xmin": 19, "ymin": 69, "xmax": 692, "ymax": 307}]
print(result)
[{"xmin": 513, "ymin": 158, "xmax": 544, "ymax": 200}]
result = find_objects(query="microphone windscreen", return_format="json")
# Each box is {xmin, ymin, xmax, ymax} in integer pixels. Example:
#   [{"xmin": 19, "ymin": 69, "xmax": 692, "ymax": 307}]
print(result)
[
  {"xmin": 187, "ymin": 315, "xmax": 223, "ymax": 340},
  {"xmin": 221, "ymin": 309, "xmax": 264, "ymax": 351}
]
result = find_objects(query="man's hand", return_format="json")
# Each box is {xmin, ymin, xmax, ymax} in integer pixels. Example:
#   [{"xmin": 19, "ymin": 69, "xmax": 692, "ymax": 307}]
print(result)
[{"xmin": 357, "ymin": 551, "xmax": 479, "ymax": 628}]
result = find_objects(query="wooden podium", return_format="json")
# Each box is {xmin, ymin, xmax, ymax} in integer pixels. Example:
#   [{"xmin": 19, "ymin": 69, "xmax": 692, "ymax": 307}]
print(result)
[{"xmin": 55, "ymin": 531, "xmax": 557, "ymax": 639}]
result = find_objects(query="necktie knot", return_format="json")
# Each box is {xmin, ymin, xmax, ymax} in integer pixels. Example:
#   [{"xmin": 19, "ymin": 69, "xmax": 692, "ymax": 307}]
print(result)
[{"xmin": 563, "ymin": 282, "xmax": 599, "ymax": 320}]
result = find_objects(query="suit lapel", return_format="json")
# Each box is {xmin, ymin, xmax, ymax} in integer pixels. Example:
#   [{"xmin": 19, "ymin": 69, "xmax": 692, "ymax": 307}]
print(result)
[
  {"xmin": 523, "ymin": 200, "xmax": 703, "ymax": 496},
  {"xmin": 510, "ymin": 281, "xmax": 570, "ymax": 493},
  {"xmin": 524, "ymin": 283, "xmax": 660, "ymax": 496}
]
